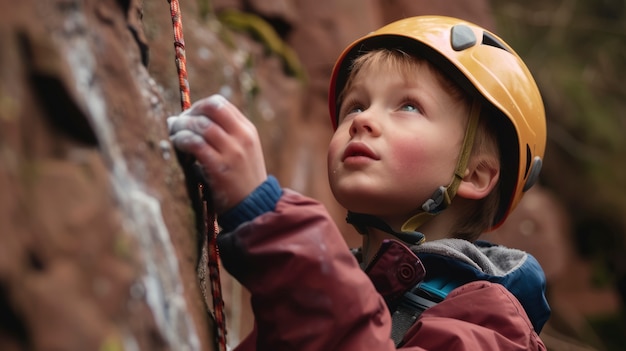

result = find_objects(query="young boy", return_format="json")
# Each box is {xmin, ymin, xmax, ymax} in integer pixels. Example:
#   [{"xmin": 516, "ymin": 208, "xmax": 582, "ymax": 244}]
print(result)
[{"xmin": 169, "ymin": 15, "xmax": 549, "ymax": 351}]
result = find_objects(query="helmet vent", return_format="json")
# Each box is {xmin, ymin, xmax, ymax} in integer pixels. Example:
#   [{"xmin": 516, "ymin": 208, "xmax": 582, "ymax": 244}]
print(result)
[
  {"xmin": 524, "ymin": 144, "xmax": 532, "ymax": 176},
  {"xmin": 450, "ymin": 24, "xmax": 477, "ymax": 51},
  {"xmin": 482, "ymin": 32, "xmax": 511, "ymax": 53}
]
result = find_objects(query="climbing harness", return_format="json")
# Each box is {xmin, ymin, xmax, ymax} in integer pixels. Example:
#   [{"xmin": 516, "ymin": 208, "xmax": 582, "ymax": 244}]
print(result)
[
  {"xmin": 167, "ymin": 1, "xmax": 227, "ymax": 350},
  {"xmin": 391, "ymin": 276, "xmax": 460, "ymax": 346}
]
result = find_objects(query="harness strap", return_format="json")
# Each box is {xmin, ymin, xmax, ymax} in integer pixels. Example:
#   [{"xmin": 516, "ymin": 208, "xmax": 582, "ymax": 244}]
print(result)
[{"xmin": 391, "ymin": 277, "xmax": 461, "ymax": 346}]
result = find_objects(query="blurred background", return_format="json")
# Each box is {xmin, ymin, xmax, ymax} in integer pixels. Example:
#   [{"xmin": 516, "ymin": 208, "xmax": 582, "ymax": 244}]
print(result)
[
  {"xmin": 1, "ymin": 0, "xmax": 624, "ymax": 350},
  {"xmin": 490, "ymin": 1, "xmax": 626, "ymax": 349}
]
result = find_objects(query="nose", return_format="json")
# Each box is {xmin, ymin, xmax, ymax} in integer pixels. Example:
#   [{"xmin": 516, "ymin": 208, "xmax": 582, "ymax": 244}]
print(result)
[{"xmin": 349, "ymin": 110, "xmax": 380, "ymax": 137}]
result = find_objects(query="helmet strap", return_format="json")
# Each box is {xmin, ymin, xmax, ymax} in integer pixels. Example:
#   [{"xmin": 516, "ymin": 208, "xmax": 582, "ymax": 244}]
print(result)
[
  {"xmin": 346, "ymin": 211, "xmax": 426, "ymax": 245},
  {"xmin": 401, "ymin": 99, "xmax": 482, "ymax": 233}
]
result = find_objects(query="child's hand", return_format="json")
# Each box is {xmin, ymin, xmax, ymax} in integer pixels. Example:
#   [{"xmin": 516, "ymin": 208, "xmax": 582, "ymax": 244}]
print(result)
[{"xmin": 168, "ymin": 94, "xmax": 268, "ymax": 214}]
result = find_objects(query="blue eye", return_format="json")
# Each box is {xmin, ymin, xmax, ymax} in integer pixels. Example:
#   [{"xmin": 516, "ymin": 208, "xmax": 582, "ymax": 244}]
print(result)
[
  {"xmin": 338, "ymin": 99, "xmax": 364, "ymax": 122},
  {"xmin": 398, "ymin": 97, "xmax": 424, "ymax": 114},
  {"xmin": 349, "ymin": 106, "xmax": 364, "ymax": 114},
  {"xmin": 400, "ymin": 104, "xmax": 419, "ymax": 112}
]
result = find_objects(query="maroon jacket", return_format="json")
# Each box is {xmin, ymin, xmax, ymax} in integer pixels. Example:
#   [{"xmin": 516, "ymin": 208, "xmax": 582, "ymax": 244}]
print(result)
[{"xmin": 217, "ymin": 186, "xmax": 547, "ymax": 350}]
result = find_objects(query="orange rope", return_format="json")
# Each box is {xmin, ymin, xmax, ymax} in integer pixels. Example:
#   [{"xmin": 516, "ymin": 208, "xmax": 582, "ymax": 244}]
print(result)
[
  {"xmin": 168, "ymin": 0, "xmax": 191, "ymax": 110},
  {"xmin": 168, "ymin": 1, "xmax": 227, "ymax": 350}
]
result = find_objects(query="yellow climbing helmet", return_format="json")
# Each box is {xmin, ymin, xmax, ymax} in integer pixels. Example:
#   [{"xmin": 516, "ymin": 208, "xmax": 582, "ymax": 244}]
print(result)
[{"xmin": 328, "ymin": 15, "xmax": 547, "ymax": 229}]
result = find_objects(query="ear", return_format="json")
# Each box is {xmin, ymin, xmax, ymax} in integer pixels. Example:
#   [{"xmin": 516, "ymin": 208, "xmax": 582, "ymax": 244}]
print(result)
[{"xmin": 456, "ymin": 155, "xmax": 500, "ymax": 200}]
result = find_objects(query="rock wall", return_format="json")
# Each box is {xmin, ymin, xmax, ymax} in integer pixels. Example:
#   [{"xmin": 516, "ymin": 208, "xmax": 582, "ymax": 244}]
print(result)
[{"xmin": 0, "ymin": 0, "xmax": 214, "ymax": 350}]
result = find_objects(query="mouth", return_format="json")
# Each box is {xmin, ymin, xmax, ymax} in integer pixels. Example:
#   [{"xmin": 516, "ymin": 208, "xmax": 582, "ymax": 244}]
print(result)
[{"xmin": 342, "ymin": 142, "xmax": 379, "ymax": 161}]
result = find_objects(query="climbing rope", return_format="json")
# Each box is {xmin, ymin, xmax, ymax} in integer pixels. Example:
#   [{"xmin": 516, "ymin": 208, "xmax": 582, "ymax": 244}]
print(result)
[
  {"xmin": 167, "ymin": 1, "xmax": 227, "ymax": 350},
  {"xmin": 168, "ymin": 0, "xmax": 191, "ymax": 111}
]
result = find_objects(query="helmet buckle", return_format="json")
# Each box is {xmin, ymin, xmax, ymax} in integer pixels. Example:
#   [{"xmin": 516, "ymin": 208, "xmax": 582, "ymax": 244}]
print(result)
[{"xmin": 422, "ymin": 186, "xmax": 451, "ymax": 214}]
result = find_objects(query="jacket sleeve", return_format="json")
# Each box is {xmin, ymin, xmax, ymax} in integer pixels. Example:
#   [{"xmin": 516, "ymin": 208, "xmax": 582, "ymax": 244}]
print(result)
[{"xmin": 217, "ymin": 187, "xmax": 397, "ymax": 351}]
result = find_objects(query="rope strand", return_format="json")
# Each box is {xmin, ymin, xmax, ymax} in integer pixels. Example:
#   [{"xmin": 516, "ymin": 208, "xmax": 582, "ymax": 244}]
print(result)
[
  {"xmin": 168, "ymin": 1, "xmax": 227, "ymax": 350},
  {"xmin": 168, "ymin": 0, "xmax": 191, "ymax": 110}
]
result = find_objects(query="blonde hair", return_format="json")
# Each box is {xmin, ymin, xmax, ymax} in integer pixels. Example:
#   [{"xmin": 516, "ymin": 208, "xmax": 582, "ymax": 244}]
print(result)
[
  {"xmin": 454, "ymin": 114, "xmax": 501, "ymax": 241},
  {"xmin": 339, "ymin": 49, "xmax": 501, "ymax": 241}
]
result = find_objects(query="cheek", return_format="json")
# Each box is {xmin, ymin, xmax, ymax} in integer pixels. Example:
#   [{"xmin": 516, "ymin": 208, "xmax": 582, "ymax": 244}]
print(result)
[
  {"xmin": 327, "ymin": 131, "xmax": 346, "ymax": 163},
  {"xmin": 389, "ymin": 139, "xmax": 427, "ymax": 171},
  {"xmin": 388, "ymin": 138, "xmax": 452, "ymax": 182}
]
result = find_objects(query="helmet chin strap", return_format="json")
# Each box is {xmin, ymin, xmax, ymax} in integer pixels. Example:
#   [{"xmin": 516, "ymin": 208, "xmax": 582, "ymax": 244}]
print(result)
[
  {"xmin": 401, "ymin": 99, "xmax": 481, "ymax": 233},
  {"xmin": 346, "ymin": 211, "xmax": 426, "ymax": 245},
  {"xmin": 346, "ymin": 99, "xmax": 481, "ymax": 244}
]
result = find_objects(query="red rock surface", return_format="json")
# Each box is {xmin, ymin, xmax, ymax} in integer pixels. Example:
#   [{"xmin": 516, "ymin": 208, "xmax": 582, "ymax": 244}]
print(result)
[{"xmin": 0, "ymin": 0, "xmax": 213, "ymax": 350}]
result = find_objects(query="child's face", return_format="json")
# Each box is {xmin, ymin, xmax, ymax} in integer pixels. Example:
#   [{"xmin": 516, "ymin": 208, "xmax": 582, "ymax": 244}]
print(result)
[{"xmin": 327, "ymin": 60, "xmax": 469, "ymax": 229}]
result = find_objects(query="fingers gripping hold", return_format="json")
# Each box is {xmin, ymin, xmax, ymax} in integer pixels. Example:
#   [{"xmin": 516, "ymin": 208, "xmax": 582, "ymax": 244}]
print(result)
[
  {"xmin": 169, "ymin": 129, "xmax": 206, "ymax": 152},
  {"xmin": 168, "ymin": 115, "xmax": 213, "ymax": 135},
  {"xmin": 168, "ymin": 115, "xmax": 211, "ymax": 157},
  {"xmin": 167, "ymin": 94, "xmax": 269, "ymax": 213},
  {"xmin": 200, "ymin": 94, "xmax": 227, "ymax": 110}
]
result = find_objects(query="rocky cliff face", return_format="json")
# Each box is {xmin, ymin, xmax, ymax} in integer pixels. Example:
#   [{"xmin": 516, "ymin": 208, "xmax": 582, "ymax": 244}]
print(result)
[
  {"xmin": 0, "ymin": 0, "xmax": 212, "ymax": 350},
  {"xmin": 0, "ymin": 0, "xmax": 615, "ymax": 350}
]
